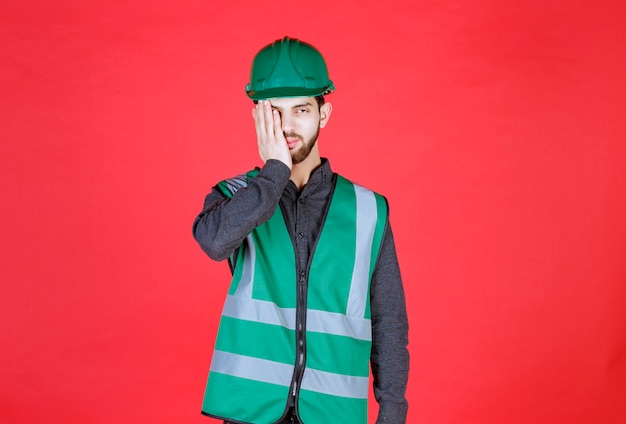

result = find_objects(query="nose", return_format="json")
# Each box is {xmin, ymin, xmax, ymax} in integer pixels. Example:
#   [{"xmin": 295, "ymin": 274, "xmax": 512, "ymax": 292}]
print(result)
[{"xmin": 280, "ymin": 112, "xmax": 295, "ymax": 133}]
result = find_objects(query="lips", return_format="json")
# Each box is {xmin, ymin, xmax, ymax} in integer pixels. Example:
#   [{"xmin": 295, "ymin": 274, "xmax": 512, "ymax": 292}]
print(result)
[{"xmin": 286, "ymin": 137, "xmax": 300, "ymax": 149}]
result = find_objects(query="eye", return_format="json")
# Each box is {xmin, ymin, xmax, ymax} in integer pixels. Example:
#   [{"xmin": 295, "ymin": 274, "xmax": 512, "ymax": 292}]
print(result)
[{"xmin": 297, "ymin": 108, "xmax": 309, "ymax": 114}]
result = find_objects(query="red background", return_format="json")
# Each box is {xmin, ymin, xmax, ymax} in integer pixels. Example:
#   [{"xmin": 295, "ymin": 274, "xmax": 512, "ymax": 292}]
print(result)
[{"xmin": 2, "ymin": 1, "xmax": 625, "ymax": 423}]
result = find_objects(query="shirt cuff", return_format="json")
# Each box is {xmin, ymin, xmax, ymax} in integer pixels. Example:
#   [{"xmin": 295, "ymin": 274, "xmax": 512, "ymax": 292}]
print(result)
[
  {"xmin": 258, "ymin": 159, "xmax": 291, "ymax": 188},
  {"xmin": 376, "ymin": 402, "xmax": 408, "ymax": 424}
]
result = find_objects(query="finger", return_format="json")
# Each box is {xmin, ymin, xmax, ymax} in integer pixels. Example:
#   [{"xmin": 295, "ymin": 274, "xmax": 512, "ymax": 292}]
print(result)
[
  {"xmin": 272, "ymin": 109, "xmax": 283, "ymax": 140},
  {"xmin": 254, "ymin": 102, "xmax": 266, "ymax": 140},
  {"xmin": 252, "ymin": 105, "xmax": 259, "ymax": 133},
  {"xmin": 262, "ymin": 101, "xmax": 274, "ymax": 138}
]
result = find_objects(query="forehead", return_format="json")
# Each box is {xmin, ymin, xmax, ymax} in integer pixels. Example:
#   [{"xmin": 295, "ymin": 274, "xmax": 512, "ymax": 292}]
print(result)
[{"xmin": 268, "ymin": 97, "xmax": 316, "ymax": 109}]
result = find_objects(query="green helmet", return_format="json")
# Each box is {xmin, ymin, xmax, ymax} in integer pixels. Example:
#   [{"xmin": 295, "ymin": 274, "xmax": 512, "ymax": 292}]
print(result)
[{"xmin": 245, "ymin": 37, "xmax": 335, "ymax": 100}]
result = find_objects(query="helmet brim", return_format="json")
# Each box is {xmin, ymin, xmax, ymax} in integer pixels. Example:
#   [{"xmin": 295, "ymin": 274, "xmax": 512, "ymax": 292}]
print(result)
[{"xmin": 246, "ymin": 84, "xmax": 334, "ymax": 101}]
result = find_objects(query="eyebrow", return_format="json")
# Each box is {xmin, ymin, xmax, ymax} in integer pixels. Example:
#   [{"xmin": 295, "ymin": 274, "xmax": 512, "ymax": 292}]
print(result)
[{"xmin": 271, "ymin": 102, "xmax": 314, "ymax": 110}]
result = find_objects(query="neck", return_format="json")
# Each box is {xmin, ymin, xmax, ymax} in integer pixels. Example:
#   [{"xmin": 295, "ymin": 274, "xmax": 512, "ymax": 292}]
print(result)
[{"xmin": 290, "ymin": 148, "xmax": 321, "ymax": 190}]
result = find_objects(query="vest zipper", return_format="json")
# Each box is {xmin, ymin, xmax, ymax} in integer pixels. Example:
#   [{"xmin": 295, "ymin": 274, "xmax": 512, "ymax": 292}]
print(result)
[
  {"xmin": 283, "ymin": 176, "xmax": 336, "ymax": 421},
  {"xmin": 288, "ymin": 269, "xmax": 308, "ymax": 412}
]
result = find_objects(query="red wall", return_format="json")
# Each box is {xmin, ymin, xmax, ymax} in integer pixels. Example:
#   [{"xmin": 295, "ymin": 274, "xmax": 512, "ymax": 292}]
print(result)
[{"xmin": 2, "ymin": 1, "xmax": 625, "ymax": 423}]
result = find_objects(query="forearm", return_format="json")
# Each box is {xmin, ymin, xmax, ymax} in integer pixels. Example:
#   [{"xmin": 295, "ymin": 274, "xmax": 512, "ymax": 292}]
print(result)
[
  {"xmin": 192, "ymin": 160, "xmax": 291, "ymax": 261},
  {"xmin": 370, "ymin": 224, "xmax": 409, "ymax": 423}
]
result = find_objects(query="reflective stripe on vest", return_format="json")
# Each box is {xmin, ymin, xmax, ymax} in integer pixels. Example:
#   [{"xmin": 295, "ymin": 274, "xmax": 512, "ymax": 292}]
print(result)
[
  {"xmin": 202, "ymin": 171, "xmax": 387, "ymax": 424},
  {"xmin": 210, "ymin": 350, "xmax": 370, "ymax": 399}
]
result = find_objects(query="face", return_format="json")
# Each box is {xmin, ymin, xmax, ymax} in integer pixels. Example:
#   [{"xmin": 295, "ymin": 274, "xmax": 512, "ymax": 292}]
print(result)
[{"xmin": 268, "ymin": 97, "xmax": 332, "ymax": 164}]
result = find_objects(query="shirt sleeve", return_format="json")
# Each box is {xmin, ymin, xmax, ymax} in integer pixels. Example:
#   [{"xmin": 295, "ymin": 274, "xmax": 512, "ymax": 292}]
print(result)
[
  {"xmin": 192, "ymin": 159, "xmax": 291, "ymax": 261},
  {"xmin": 370, "ymin": 222, "xmax": 410, "ymax": 423}
]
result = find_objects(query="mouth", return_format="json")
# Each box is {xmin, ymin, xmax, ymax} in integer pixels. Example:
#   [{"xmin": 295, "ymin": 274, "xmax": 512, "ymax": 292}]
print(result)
[{"xmin": 285, "ymin": 136, "xmax": 301, "ymax": 149}]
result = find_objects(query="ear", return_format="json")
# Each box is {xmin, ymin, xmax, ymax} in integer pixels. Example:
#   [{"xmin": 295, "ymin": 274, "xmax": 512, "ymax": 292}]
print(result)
[{"xmin": 319, "ymin": 102, "xmax": 333, "ymax": 128}]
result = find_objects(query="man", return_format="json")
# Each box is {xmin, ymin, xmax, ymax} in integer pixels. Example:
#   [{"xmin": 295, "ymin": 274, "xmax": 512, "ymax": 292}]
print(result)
[{"xmin": 193, "ymin": 36, "xmax": 409, "ymax": 424}]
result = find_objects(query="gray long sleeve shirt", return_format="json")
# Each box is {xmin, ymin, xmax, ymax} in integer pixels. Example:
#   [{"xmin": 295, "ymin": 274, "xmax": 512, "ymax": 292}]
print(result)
[{"xmin": 193, "ymin": 159, "xmax": 409, "ymax": 423}]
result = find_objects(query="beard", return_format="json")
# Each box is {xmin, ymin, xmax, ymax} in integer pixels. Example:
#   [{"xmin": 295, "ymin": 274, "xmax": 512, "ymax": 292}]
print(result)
[{"xmin": 285, "ymin": 125, "xmax": 320, "ymax": 165}]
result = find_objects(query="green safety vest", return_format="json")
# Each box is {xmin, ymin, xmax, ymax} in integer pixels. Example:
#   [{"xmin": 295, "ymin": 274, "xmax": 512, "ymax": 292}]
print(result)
[{"xmin": 202, "ymin": 169, "xmax": 388, "ymax": 424}]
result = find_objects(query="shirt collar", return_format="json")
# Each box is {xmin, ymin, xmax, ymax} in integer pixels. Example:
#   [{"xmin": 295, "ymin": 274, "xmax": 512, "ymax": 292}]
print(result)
[
  {"xmin": 285, "ymin": 158, "xmax": 333, "ymax": 196},
  {"xmin": 302, "ymin": 158, "xmax": 332, "ymax": 193}
]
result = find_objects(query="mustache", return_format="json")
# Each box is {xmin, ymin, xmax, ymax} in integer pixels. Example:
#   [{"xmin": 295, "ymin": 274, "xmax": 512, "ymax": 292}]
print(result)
[{"xmin": 283, "ymin": 132, "xmax": 303, "ymax": 140}]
